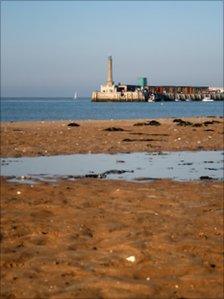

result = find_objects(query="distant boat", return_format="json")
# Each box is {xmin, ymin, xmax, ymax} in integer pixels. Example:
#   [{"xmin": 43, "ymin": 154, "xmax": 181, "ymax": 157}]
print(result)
[
  {"xmin": 202, "ymin": 97, "xmax": 213, "ymax": 102},
  {"xmin": 148, "ymin": 94, "xmax": 155, "ymax": 102},
  {"xmin": 73, "ymin": 91, "xmax": 78, "ymax": 100}
]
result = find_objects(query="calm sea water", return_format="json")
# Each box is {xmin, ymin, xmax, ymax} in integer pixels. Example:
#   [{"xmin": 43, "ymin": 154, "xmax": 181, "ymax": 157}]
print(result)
[{"xmin": 1, "ymin": 97, "xmax": 223, "ymax": 122}]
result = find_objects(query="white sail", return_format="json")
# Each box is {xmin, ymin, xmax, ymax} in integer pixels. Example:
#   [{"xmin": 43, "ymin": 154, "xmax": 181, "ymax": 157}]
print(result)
[{"xmin": 74, "ymin": 92, "xmax": 78, "ymax": 100}]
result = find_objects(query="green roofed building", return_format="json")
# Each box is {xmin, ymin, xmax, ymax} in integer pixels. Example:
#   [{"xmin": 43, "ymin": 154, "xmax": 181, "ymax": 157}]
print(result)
[{"xmin": 137, "ymin": 77, "xmax": 147, "ymax": 87}]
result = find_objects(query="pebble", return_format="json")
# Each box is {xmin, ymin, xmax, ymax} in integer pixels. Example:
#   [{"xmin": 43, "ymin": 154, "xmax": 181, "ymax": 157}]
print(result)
[
  {"xmin": 146, "ymin": 277, "xmax": 150, "ymax": 281},
  {"xmin": 17, "ymin": 191, "xmax": 21, "ymax": 195},
  {"xmin": 126, "ymin": 256, "xmax": 136, "ymax": 263},
  {"xmin": 177, "ymin": 137, "xmax": 181, "ymax": 140}
]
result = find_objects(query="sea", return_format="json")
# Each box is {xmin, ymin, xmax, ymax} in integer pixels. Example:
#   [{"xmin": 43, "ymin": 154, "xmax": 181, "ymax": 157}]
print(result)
[{"xmin": 1, "ymin": 97, "xmax": 223, "ymax": 122}]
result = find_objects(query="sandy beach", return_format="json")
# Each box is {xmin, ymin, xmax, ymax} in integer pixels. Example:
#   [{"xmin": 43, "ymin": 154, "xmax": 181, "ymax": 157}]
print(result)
[
  {"xmin": 1, "ymin": 117, "xmax": 224, "ymax": 298},
  {"xmin": 1, "ymin": 117, "xmax": 223, "ymax": 157}
]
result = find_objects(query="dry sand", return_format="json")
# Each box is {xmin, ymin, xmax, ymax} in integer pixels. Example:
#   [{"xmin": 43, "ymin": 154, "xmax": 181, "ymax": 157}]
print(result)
[
  {"xmin": 1, "ymin": 117, "xmax": 223, "ymax": 157},
  {"xmin": 1, "ymin": 117, "xmax": 224, "ymax": 298}
]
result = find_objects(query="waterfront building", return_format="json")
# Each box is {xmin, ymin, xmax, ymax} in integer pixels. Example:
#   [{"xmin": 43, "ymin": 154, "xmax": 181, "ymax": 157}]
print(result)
[{"xmin": 92, "ymin": 57, "xmax": 223, "ymax": 102}]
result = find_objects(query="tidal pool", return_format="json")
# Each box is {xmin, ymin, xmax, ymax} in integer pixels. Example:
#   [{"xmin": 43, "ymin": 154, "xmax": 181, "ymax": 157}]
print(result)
[{"xmin": 1, "ymin": 151, "xmax": 223, "ymax": 183}]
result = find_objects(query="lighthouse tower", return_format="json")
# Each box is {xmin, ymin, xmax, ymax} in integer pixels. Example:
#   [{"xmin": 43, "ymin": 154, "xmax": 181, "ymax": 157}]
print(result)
[
  {"xmin": 100, "ymin": 56, "xmax": 116, "ymax": 94},
  {"xmin": 106, "ymin": 56, "xmax": 114, "ymax": 86}
]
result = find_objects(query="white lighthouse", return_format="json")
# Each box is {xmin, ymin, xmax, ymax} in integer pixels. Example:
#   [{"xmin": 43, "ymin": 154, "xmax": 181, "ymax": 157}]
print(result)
[{"xmin": 100, "ymin": 56, "xmax": 116, "ymax": 93}]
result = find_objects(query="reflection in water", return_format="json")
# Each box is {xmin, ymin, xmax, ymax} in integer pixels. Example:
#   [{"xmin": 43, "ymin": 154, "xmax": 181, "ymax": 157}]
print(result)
[{"xmin": 1, "ymin": 151, "xmax": 223, "ymax": 183}]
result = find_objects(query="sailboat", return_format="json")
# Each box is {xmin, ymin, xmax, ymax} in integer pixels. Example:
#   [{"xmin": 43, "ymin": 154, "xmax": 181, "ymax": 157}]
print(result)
[{"xmin": 73, "ymin": 91, "xmax": 78, "ymax": 100}]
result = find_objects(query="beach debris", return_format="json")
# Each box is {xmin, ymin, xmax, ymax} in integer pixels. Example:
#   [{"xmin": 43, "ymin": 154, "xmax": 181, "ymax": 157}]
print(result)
[
  {"xmin": 176, "ymin": 120, "xmax": 193, "ymax": 126},
  {"xmin": 192, "ymin": 123, "xmax": 203, "ymax": 127},
  {"xmin": 200, "ymin": 176, "xmax": 213, "ymax": 180},
  {"xmin": 147, "ymin": 120, "xmax": 161, "ymax": 126},
  {"xmin": 173, "ymin": 118, "xmax": 183, "ymax": 123},
  {"xmin": 67, "ymin": 122, "xmax": 80, "ymax": 127},
  {"xmin": 126, "ymin": 256, "xmax": 136, "ymax": 263},
  {"xmin": 133, "ymin": 120, "xmax": 161, "ymax": 126},
  {"xmin": 103, "ymin": 127, "xmax": 124, "ymax": 131},
  {"xmin": 122, "ymin": 138, "xmax": 160, "ymax": 142},
  {"xmin": 203, "ymin": 120, "xmax": 220, "ymax": 126}
]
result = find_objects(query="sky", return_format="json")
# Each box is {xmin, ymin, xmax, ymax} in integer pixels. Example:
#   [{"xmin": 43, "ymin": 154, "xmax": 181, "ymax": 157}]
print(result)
[{"xmin": 1, "ymin": 0, "xmax": 223, "ymax": 97}]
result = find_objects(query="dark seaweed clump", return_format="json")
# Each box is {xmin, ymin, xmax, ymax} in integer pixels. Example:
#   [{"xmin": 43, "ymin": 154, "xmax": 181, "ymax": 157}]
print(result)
[
  {"xmin": 103, "ymin": 127, "xmax": 124, "ymax": 132},
  {"xmin": 68, "ymin": 122, "xmax": 80, "ymax": 127},
  {"xmin": 133, "ymin": 120, "xmax": 161, "ymax": 126}
]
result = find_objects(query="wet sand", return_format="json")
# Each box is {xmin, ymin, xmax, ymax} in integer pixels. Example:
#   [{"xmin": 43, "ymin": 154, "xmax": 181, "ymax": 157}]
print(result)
[
  {"xmin": 1, "ymin": 117, "xmax": 223, "ymax": 157},
  {"xmin": 1, "ymin": 117, "xmax": 224, "ymax": 298}
]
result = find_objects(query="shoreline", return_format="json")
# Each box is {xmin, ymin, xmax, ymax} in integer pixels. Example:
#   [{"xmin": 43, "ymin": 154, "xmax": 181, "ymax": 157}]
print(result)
[{"xmin": 1, "ymin": 116, "xmax": 223, "ymax": 157}]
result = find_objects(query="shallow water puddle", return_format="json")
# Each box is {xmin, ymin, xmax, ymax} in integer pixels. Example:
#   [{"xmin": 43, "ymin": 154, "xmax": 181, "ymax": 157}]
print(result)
[{"xmin": 1, "ymin": 151, "xmax": 223, "ymax": 183}]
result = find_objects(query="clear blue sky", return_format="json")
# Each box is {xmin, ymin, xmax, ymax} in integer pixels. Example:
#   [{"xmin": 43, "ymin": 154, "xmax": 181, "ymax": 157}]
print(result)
[{"xmin": 1, "ymin": 0, "xmax": 223, "ymax": 97}]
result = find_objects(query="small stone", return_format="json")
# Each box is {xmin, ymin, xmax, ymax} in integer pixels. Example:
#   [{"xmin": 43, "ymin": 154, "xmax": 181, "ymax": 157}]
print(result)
[
  {"xmin": 17, "ymin": 191, "xmax": 21, "ymax": 195},
  {"xmin": 126, "ymin": 256, "xmax": 136, "ymax": 263},
  {"xmin": 146, "ymin": 277, "xmax": 150, "ymax": 281}
]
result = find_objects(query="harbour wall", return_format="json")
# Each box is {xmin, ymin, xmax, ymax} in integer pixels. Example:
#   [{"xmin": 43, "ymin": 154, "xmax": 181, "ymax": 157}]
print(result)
[{"xmin": 92, "ymin": 91, "xmax": 224, "ymax": 102}]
